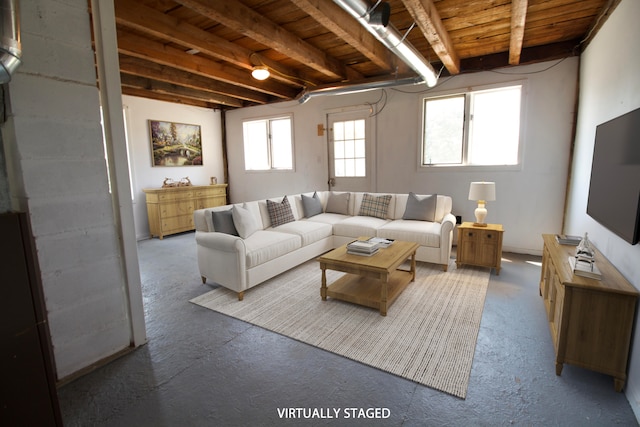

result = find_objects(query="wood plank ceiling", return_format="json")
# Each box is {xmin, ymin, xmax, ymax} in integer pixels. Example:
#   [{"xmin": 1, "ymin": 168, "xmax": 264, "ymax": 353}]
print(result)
[{"xmin": 98, "ymin": 0, "xmax": 618, "ymax": 110}]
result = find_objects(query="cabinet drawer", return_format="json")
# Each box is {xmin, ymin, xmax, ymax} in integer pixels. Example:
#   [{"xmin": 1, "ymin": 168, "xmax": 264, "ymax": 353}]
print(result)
[
  {"xmin": 160, "ymin": 201, "xmax": 194, "ymax": 217},
  {"xmin": 194, "ymin": 187, "xmax": 225, "ymax": 197},
  {"xmin": 480, "ymin": 230, "xmax": 499, "ymax": 244},
  {"xmin": 159, "ymin": 191, "xmax": 194, "ymax": 201},
  {"xmin": 161, "ymin": 215, "xmax": 194, "ymax": 232},
  {"xmin": 195, "ymin": 196, "xmax": 226, "ymax": 210},
  {"xmin": 462, "ymin": 230, "xmax": 479, "ymax": 240}
]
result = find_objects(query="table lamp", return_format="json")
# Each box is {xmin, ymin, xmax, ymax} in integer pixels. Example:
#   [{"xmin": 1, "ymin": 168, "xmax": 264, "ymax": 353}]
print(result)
[{"xmin": 468, "ymin": 182, "xmax": 496, "ymax": 227}]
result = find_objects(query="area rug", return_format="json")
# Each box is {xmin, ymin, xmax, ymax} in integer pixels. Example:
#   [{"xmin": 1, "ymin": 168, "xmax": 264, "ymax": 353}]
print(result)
[{"xmin": 190, "ymin": 260, "xmax": 490, "ymax": 399}]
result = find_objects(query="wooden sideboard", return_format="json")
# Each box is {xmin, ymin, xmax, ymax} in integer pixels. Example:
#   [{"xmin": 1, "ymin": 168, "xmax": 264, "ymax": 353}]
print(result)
[
  {"xmin": 143, "ymin": 184, "xmax": 227, "ymax": 239},
  {"xmin": 539, "ymin": 234, "xmax": 638, "ymax": 391},
  {"xmin": 456, "ymin": 222, "xmax": 504, "ymax": 274}
]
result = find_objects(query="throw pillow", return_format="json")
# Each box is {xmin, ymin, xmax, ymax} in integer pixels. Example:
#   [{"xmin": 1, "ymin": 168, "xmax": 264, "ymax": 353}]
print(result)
[
  {"xmin": 325, "ymin": 192, "xmax": 350, "ymax": 215},
  {"xmin": 266, "ymin": 196, "xmax": 295, "ymax": 227},
  {"xmin": 211, "ymin": 210, "xmax": 238, "ymax": 236},
  {"xmin": 231, "ymin": 204, "xmax": 261, "ymax": 238},
  {"xmin": 301, "ymin": 191, "xmax": 323, "ymax": 218},
  {"xmin": 403, "ymin": 192, "xmax": 437, "ymax": 221},
  {"xmin": 359, "ymin": 193, "xmax": 392, "ymax": 219}
]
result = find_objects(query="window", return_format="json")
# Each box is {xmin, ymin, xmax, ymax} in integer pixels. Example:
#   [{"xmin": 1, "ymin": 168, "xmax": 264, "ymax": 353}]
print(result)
[
  {"xmin": 332, "ymin": 119, "xmax": 366, "ymax": 177},
  {"xmin": 243, "ymin": 116, "xmax": 293, "ymax": 170},
  {"xmin": 422, "ymin": 85, "xmax": 522, "ymax": 166}
]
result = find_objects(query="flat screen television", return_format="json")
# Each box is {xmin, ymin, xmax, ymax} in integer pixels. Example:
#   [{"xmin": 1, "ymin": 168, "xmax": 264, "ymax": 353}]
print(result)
[{"xmin": 586, "ymin": 107, "xmax": 640, "ymax": 245}]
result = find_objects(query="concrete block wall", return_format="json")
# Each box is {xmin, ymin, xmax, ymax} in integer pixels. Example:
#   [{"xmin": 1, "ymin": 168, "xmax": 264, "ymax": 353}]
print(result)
[{"xmin": 3, "ymin": 0, "xmax": 135, "ymax": 379}]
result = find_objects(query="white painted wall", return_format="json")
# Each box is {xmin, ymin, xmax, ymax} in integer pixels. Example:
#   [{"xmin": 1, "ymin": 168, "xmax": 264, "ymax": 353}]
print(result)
[
  {"xmin": 2, "ymin": 0, "xmax": 138, "ymax": 379},
  {"xmin": 225, "ymin": 58, "xmax": 579, "ymax": 254},
  {"xmin": 121, "ymin": 95, "xmax": 225, "ymax": 240},
  {"xmin": 563, "ymin": 0, "xmax": 640, "ymax": 416}
]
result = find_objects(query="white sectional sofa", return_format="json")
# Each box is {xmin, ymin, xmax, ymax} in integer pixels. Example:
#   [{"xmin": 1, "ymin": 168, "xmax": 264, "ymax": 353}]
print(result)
[{"xmin": 193, "ymin": 191, "xmax": 456, "ymax": 300}]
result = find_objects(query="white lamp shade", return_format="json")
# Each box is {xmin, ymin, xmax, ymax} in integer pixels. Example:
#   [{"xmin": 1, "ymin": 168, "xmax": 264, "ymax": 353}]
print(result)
[
  {"xmin": 468, "ymin": 182, "xmax": 496, "ymax": 201},
  {"xmin": 251, "ymin": 66, "xmax": 270, "ymax": 80}
]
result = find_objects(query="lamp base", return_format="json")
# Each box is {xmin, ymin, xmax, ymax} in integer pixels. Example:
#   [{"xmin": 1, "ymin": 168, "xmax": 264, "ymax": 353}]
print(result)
[{"xmin": 473, "ymin": 222, "xmax": 488, "ymax": 227}]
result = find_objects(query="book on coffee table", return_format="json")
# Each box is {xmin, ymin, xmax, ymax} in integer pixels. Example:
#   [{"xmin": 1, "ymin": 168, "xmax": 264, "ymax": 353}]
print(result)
[{"xmin": 347, "ymin": 240, "xmax": 380, "ymax": 255}]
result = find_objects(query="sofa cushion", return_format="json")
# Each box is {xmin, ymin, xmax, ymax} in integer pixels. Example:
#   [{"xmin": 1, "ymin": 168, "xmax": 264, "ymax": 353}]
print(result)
[
  {"xmin": 244, "ymin": 230, "xmax": 302, "ymax": 268},
  {"xmin": 273, "ymin": 220, "xmax": 333, "ymax": 246},
  {"xmin": 332, "ymin": 215, "xmax": 390, "ymax": 238},
  {"xmin": 266, "ymin": 196, "xmax": 295, "ymax": 227},
  {"xmin": 326, "ymin": 192, "xmax": 350, "ymax": 215},
  {"xmin": 377, "ymin": 219, "xmax": 441, "ymax": 248},
  {"xmin": 301, "ymin": 191, "xmax": 323, "ymax": 218},
  {"xmin": 212, "ymin": 209, "xmax": 238, "ymax": 236},
  {"xmin": 232, "ymin": 204, "xmax": 261, "ymax": 238},
  {"xmin": 403, "ymin": 192, "xmax": 437, "ymax": 221},
  {"xmin": 359, "ymin": 193, "xmax": 392, "ymax": 219}
]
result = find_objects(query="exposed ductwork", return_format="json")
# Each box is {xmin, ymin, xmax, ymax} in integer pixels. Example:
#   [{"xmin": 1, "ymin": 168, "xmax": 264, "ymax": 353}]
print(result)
[
  {"xmin": 0, "ymin": 0, "xmax": 21, "ymax": 84},
  {"xmin": 333, "ymin": 0, "xmax": 438, "ymax": 87},
  {"xmin": 298, "ymin": 76, "xmax": 422, "ymax": 104}
]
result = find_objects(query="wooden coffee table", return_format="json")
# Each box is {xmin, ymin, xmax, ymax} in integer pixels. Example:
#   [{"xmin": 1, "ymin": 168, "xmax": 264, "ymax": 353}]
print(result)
[{"xmin": 318, "ymin": 239, "xmax": 419, "ymax": 316}]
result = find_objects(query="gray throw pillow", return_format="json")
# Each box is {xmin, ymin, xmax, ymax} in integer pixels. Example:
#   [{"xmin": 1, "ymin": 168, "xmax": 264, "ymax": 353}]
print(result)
[
  {"xmin": 325, "ymin": 192, "xmax": 350, "ymax": 215},
  {"xmin": 403, "ymin": 192, "xmax": 437, "ymax": 221},
  {"xmin": 232, "ymin": 204, "xmax": 261, "ymax": 238},
  {"xmin": 212, "ymin": 210, "xmax": 238, "ymax": 236},
  {"xmin": 301, "ymin": 192, "xmax": 323, "ymax": 218}
]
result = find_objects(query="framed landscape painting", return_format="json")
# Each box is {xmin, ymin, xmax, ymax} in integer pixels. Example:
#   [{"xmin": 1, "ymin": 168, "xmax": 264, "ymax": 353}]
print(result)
[{"xmin": 149, "ymin": 120, "xmax": 203, "ymax": 166}]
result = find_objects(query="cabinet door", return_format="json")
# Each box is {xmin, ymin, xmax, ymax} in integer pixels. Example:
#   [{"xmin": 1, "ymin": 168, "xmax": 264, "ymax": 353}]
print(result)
[
  {"xmin": 160, "ymin": 200, "xmax": 195, "ymax": 218},
  {"xmin": 459, "ymin": 229, "xmax": 478, "ymax": 263},
  {"xmin": 479, "ymin": 230, "xmax": 498, "ymax": 266},
  {"xmin": 550, "ymin": 274, "xmax": 564, "ymax": 348}
]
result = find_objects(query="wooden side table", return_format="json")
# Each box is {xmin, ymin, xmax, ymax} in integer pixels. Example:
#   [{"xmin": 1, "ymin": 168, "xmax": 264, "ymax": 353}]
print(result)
[{"xmin": 456, "ymin": 222, "xmax": 504, "ymax": 274}]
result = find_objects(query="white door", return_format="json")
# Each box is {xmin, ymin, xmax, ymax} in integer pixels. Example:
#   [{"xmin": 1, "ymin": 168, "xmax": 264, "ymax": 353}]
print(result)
[{"xmin": 327, "ymin": 110, "xmax": 374, "ymax": 192}]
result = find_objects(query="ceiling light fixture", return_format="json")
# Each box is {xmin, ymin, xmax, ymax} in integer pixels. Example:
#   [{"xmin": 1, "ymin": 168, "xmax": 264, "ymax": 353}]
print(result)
[
  {"xmin": 333, "ymin": 0, "xmax": 438, "ymax": 87},
  {"xmin": 251, "ymin": 65, "xmax": 270, "ymax": 80}
]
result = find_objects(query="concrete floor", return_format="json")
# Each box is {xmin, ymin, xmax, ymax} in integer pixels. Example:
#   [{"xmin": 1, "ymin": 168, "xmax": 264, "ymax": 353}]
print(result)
[{"xmin": 58, "ymin": 232, "xmax": 639, "ymax": 426}]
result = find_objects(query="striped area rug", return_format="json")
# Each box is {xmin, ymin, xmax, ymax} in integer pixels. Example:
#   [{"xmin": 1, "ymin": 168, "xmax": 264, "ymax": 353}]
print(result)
[{"xmin": 190, "ymin": 259, "xmax": 490, "ymax": 399}]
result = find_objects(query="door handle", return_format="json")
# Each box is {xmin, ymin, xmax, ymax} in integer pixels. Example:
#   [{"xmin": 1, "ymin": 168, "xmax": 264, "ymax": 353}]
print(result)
[{"xmin": 328, "ymin": 177, "xmax": 336, "ymax": 187}]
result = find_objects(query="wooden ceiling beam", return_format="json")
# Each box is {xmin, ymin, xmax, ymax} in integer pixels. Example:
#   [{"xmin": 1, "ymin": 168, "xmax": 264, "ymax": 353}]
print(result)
[
  {"xmin": 400, "ymin": 0, "xmax": 461, "ymax": 75},
  {"xmin": 290, "ymin": 0, "xmax": 394, "ymax": 72},
  {"xmin": 121, "ymin": 86, "xmax": 214, "ymax": 109},
  {"xmin": 172, "ymin": 0, "xmax": 362, "ymax": 81},
  {"xmin": 118, "ymin": 55, "xmax": 270, "ymax": 105},
  {"xmin": 120, "ymin": 74, "xmax": 244, "ymax": 108},
  {"xmin": 116, "ymin": 30, "xmax": 298, "ymax": 100},
  {"xmin": 113, "ymin": 0, "xmax": 311, "ymax": 88},
  {"xmin": 509, "ymin": 0, "xmax": 529, "ymax": 65}
]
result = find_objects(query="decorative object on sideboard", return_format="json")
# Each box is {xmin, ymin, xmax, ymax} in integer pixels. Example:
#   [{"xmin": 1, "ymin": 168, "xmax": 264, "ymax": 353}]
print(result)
[
  {"xmin": 162, "ymin": 177, "xmax": 192, "ymax": 188},
  {"xmin": 575, "ymin": 232, "xmax": 595, "ymax": 269},
  {"xmin": 210, "ymin": 176, "xmax": 217, "ymax": 185},
  {"xmin": 468, "ymin": 181, "xmax": 496, "ymax": 227},
  {"xmin": 149, "ymin": 120, "xmax": 202, "ymax": 166}
]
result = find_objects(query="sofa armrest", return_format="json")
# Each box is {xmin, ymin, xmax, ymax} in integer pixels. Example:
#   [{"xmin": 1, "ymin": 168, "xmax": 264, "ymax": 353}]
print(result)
[
  {"xmin": 195, "ymin": 231, "xmax": 248, "ymax": 293},
  {"xmin": 196, "ymin": 230, "xmax": 245, "ymax": 252},
  {"xmin": 440, "ymin": 213, "xmax": 456, "ymax": 268}
]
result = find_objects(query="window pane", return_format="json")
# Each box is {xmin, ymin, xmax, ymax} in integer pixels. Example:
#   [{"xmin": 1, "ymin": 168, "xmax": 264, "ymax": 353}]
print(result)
[
  {"xmin": 243, "ymin": 120, "xmax": 269, "ymax": 170},
  {"xmin": 468, "ymin": 87, "xmax": 521, "ymax": 165},
  {"xmin": 354, "ymin": 158, "xmax": 366, "ymax": 177},
  {"xmin": 332, "ymin": 119, "xmax": 366, "ymax": 177},
  {"xmin": 423, "ymin": 96, "xmax": 464, "ymax": 164},
  {"xmin": 270, "ymin": 118, "xmax": 293, "ymax": 169}
]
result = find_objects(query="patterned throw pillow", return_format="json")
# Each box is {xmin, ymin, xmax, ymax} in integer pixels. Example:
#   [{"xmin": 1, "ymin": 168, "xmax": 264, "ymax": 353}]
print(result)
[
  {"xmin": 267, "ymin": 196, "xmax": 295, "ymax": 227},
  {"xmin": 358, "ymin": 193, "xmax": 392, "ymax": 219}
]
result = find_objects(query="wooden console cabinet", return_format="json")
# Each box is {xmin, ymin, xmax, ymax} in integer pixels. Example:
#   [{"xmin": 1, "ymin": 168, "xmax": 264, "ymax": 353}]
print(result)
[
  {"xmin": 539, "ymin": 234, "xmax": 638, "ymax": 391},
  {"xmin": 143, "ymin": 184, "xmax": 227, "ymax": 239},
  {"xmin": 456, "ymin": 222, "xmax": 504, "ymax": 274}
]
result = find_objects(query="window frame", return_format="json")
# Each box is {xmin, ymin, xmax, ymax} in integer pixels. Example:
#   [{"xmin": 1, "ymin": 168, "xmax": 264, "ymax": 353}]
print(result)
[
  {"xmin": 242, "ymin": 114, "xmax": 295, "ymax": 172},
  {"xmin": 419, "ymin": 81, "xmax": 526, "ymax": 171}
]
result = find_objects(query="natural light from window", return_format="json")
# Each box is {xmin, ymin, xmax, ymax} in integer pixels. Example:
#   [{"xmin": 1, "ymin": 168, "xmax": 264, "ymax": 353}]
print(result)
[
  {"xmin": 243, "ymin": 116, "xmax": 293, "ymax": 171},
  {"xmin": 333, "ymin": 119, "xmax": 366, "ymax": 177},
  {"xmin": 422, "ymin": 85, "xmax": 522, "ymax": 166}
]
